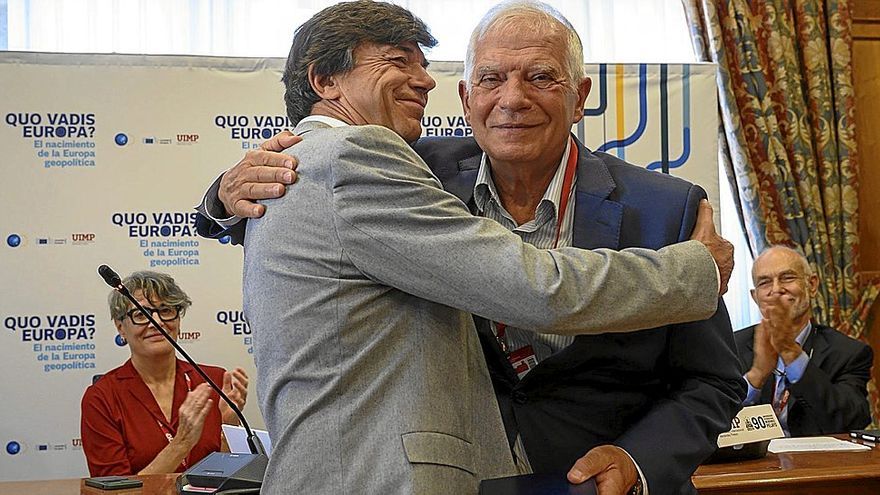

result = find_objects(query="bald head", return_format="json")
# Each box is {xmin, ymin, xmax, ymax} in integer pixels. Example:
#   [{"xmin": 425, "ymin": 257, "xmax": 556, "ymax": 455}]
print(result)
[
  {"xmin": 751, "ymin": 246, "xmax": 812, "ymax": 286},
  {"xmin": 750, "ymin": 245, "xmax": 818, "ymax": 325}
]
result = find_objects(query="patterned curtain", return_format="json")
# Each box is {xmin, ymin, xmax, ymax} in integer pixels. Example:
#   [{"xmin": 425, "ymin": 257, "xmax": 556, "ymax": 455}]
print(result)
[{"xmin": 682, "ymin": 0, "xmax": 880, "ymax": 421}]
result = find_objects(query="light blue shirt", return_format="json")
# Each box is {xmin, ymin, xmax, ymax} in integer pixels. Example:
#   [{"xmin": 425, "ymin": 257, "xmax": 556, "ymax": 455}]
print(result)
[{"xmin": 743, "ymin": 322, "xmax": 812, "ymax": 436}]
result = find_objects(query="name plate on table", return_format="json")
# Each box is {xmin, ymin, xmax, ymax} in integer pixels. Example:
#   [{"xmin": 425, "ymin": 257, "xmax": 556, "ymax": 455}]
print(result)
[{"xmin": 717, "ymin": 404, "xmax": 784, "ymax": 448}]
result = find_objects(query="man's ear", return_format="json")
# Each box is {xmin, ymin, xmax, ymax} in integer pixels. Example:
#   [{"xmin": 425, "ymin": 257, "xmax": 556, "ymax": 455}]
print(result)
[
  {"xmin": 571, "ymin": 77, "xmax": 592, "ymax": 124},
  {"xmin": 458, "ymin": 80, "xmax": 472, "ymax": 125},
  {"xmin": 308, "ymin": 64, "xmax": 342, "ymax": 100},
  {"xmin": 750, "ymin": 288, "xmax": 759, "ymax": 306},
  {"xmin": 807, "ymin": 273, "xmax": 820, "ymax": 297}
]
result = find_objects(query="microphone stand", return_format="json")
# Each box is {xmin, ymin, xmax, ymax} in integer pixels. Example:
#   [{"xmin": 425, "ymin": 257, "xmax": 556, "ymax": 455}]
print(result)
[{"xmin": 98, "ymin": 265, "xmax": 267, "ymax": 494}]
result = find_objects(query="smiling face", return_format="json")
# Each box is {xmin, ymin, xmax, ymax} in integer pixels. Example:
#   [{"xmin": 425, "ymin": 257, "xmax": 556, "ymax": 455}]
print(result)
[
  {"xmin": 459, "ymin": 26, "xmax": 590, "ymax": 168},
  {"xmin": 750, "ymin": 247, "xmax": 819, "ymax": 324},
  {"xmin": 114, "ymin": 291, "xmax": 180, "ymax": 359},
  {"xmin": 333, "ymin": 41, "xmax": 436, "ymax": 142}
]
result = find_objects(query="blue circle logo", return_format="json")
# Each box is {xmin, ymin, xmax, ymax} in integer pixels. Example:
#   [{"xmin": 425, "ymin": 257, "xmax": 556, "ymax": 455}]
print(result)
[
  {"xmin": 219, "ymin": 235, "xmax": 231, "ymax": 245},
  {"xmin": 115, "ymin": 335, "xmax": 127, "ymax": 347},
  {"xmin": 6, "ymin": 441, "xmax": 21, "ymax": 455},
  {"xmin": 6, "ymin": 234, "xmax": 21, "ymax": 248},
  {"xmin": 160, "ymin": 226, "xmax": 172, "ymax": 236},
  {"xmin": 261, "ymin": 128, "xmax": 273, "ymax": 139},
  {"xmin": 56, "ymin": 126, "xmax": 67, "ymax": 138},
  {"xmin": 114, "ymin": 133, "xmax": 129, "ymax": 146}
]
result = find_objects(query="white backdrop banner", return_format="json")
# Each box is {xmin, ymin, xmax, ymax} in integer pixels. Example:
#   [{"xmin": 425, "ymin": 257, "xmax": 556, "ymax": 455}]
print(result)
[{"xmin": 0, "ymin": 52, "xmax": 717, "ymax": 481}]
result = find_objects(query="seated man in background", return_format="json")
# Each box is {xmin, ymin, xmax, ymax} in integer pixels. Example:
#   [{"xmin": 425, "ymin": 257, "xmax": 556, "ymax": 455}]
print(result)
[
  {"xmin": 737, "ymin": 245, "xmax": 873, "ymax": 436},
  {"xmin": 197, "ymin": 2, "xmax": 745, "ymax": 493}
]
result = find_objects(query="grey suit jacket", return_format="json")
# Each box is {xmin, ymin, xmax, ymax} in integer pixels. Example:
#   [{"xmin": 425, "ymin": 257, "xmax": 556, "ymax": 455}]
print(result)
[{"xmin": 242, "ymin": 120, "xmax": 719, "ymax": 494}]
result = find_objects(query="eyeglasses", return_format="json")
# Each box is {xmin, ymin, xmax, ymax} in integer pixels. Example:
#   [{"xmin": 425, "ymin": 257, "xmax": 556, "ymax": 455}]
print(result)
[
  {"xmin": 125, "ymin": 306, "xmax": 180, "ymax": 325},
  {"xmin": 754, "ymin": 273, "xmax": 803, "ymax": 294}
]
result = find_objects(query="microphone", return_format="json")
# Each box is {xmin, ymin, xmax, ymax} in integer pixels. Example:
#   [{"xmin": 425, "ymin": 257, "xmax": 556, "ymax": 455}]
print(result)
[
  {"xmin": 97, "ymin": 265, "xmax": 267, "ymax": 494},
  {"xmin": 98, "ymin": 264, "xmax": 123, "ymax": 288}
]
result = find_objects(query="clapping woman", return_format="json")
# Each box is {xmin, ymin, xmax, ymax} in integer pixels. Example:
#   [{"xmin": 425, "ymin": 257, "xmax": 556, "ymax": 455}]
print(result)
[{"xmin": 81, "ymin": 271, "xmax": 248, "ymax": 475}]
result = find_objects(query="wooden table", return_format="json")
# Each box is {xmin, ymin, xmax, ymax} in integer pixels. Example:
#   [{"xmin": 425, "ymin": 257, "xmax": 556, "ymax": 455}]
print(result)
[
  {"xmin": 693, "ymin": 434, "xmax": 880, "ymax": 494},
  {"xmin": 0, "ymin": 474, "xmax": 177, "ymax": 495},
  {"xmin": 3, "ymin": 435, "xmax": 879, "ymax": 495}
]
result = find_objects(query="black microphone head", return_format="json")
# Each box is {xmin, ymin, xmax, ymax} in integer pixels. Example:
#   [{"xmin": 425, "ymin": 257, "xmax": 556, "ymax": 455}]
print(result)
[{"xmin": 98, "ymin": 264, "xmax": 122, "ymax": 288}]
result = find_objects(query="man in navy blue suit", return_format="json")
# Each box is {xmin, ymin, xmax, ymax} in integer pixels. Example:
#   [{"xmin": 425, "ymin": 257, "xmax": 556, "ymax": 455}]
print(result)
[{"xmin": 196, "ymin": 2, "xmax": 745, "ymax": 493}]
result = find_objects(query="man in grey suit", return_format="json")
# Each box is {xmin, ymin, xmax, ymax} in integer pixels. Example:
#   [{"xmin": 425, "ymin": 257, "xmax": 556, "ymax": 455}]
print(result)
[{"xmin": 204, "ymin": 2, "xmax": 734, "ymax": 494}]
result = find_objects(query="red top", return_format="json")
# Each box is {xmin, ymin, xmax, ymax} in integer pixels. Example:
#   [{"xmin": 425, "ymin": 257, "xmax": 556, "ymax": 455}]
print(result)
[{"xmin": 80, "ymin": 358, "xmax": 225, "ymax": 476}]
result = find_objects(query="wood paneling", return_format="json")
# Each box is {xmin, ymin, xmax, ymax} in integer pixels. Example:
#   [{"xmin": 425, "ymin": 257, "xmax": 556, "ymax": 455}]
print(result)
[
  {"xmin": 853, "ymin": 0, "xmax": 880, "ymax": 424},
  {"xmin": 854, "ymin": 0, "xmax": 880, "ymax": 20},
  {"xmin": 854, "ymin": 2, "xmax": 880, "ymax": 270}
]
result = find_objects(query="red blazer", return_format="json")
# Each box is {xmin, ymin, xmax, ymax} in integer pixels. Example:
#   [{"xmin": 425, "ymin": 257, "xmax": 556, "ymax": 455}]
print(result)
[{"xmin": 81, "ymin": 358, "xmax": 225, "ymax": 476}]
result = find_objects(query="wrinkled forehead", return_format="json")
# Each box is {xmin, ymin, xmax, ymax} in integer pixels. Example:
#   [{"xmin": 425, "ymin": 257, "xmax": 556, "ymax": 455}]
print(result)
[
  {"xmin": 473, "ymin": 32, "xmax": 568, "ymax": 72},
  {"xmin": 752, "ymin": 250, "xmax": 810, "ymax": 280},
  {"xmin": 354, "ymin": 40, "xmax": 428, "ymax": 65}
]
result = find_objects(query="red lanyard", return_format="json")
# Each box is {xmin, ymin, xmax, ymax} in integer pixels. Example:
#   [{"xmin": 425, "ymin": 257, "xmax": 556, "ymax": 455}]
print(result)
[
  {"xmin": 552, "ymin": 137, "xmax": 579, "ymax": 248},
  {"xmin": 496, "ymin": 137, "xmax": 579, "ymax": 352}
]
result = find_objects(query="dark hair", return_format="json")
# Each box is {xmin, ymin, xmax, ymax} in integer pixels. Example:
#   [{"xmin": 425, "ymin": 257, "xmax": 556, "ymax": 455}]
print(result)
[{"xmin": 282, "ymin": 0, "xmax": 437, "ymax": 124}]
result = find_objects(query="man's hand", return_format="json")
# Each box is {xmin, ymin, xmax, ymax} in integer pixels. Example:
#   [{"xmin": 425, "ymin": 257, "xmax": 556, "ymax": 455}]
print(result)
[
  {"xmin": 746, "ymin": 320, "xmax": 778, "ymax": 389},
  {"xmin": 219, "ymin": 130, "xmax": 301, "ymax": 218},
  {"xmin": 567, "ymin": 445, "xmax": 638, "ymax": 495},
  {"xmin": 762, "ymin": 301, "xmax": 803, "ymax": 364},
  {"xmin": 689, "ymin": 199, "xmax": 734, "ymax": 295},
  {"xmin": 219, "ymin": 367, "xmax": 249, "ymax": 425}
]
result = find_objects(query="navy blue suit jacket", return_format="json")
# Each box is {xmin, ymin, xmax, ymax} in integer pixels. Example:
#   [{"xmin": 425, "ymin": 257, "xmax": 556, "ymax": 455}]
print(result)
[
  {"xmin": 735, "ymin": 323, "xmax": 872, "ymax": 436},
  {"xmin": 196, "ymin": 135, "xmax": 747, "ymax": 494}
]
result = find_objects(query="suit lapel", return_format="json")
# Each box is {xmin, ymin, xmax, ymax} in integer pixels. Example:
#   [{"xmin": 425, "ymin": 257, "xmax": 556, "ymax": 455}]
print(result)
[
  {"xmin": 571, "ymin": 141, "xmax": 622, "ymax": 250},
  {"xmin": 788, "ymin": 325, "xmax": 826, "ymax": 434},
  {"xmin": 443, "ymin": 154, "xmax": 480, "ymax": 212},
  {"xmin": 801, "ymin": 324, "xmax": 827, "ymax": 368}
]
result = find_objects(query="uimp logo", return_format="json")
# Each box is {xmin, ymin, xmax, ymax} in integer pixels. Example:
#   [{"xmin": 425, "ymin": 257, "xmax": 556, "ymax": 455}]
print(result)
[
  {"xmin": 72, "ymin": 233, "xmax": 96, "ymax": 245},
  {"xmin": 6, "ymin": 234, "xmax": 22, "ymax": 248},
  {"xmin": 71, "ymin": 438, "xmax": 83, "ymax": 450},
  {"xmin": 115, "ymin": 334, "xmax": 127, "ymax": 347},
  {"xmin": 176, "ymin": 134, "xmax": 199, "ymax": 144},
  {"xmin": 114, "ymin": 133, "xmax": 128, "ymax": 146},
  {"xmin": 178, "ymin": 330, "xmax": 201, "ymax": 342}
]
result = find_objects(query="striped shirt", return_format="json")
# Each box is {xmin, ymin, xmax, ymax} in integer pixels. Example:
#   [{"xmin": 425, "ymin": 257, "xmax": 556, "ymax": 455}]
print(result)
[{"xmin": 473, "ymin": 139, "xmax": 577, "ymax": 364}]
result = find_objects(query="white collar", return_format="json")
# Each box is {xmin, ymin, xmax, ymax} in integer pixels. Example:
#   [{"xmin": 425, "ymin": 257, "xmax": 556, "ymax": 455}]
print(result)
[{"xmin": 299, "ymin": 115, "xmax": 349, "ymax": 128}]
